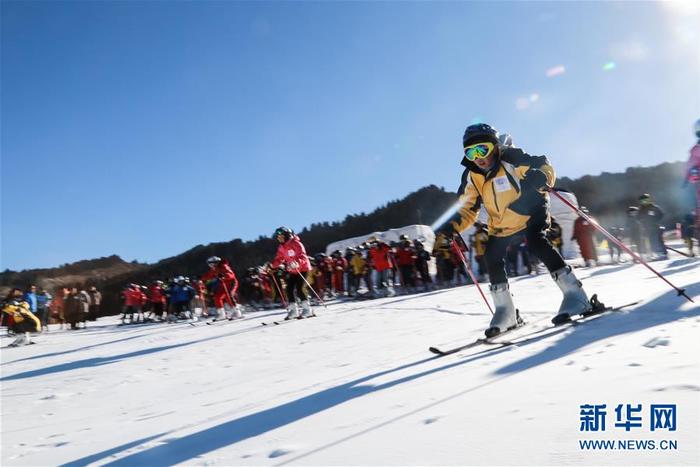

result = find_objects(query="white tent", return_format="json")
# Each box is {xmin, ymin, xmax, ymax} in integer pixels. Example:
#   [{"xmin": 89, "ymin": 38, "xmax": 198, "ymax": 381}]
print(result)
[
  {"xmin": 549, "ymin": 190, "xmax": 580, "ymax": 259},
  {"xmin": 325, "ymin": 224, "xmax": 436, "ymax": 256}
]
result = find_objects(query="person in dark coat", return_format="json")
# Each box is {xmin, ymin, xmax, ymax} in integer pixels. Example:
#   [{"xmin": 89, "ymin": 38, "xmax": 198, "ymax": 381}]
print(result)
[
  {"xmin": 63, "ymin": 287, "xmax": 83, "ymax": 330},
  {"xmin": 88, "ymin": 286, "xmax": 102, "ymax": 321},
  {"xmin": 625, "ymin": 206, "xmax": 645, "ymax": 259},
  {"xmin": 637, "ymin": 194, "xmax": 667, "ymax": 259}
]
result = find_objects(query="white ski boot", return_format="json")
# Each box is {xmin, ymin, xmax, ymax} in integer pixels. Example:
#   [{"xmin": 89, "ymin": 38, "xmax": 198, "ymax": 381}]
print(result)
[
  {"xmin": 551, "ymin": 265, "xmax": 592, "ymax": 324},
  {"xmin": 299, "ymin": 300, "xmax": 315, "ymax": 318},
  {"xmin": 230, "ymin": 304, "xmax": 243, "ymax": 320},
  {"xmin": 285, "ymin": 303, "xmax": 299, "ymax": 320},
  {"xmin": 485, "ymin": 283, "xmax": 521, "ymax": 338},
  {"xmin": 9, "ymin": 332, "xmax": 30, "ymax": 347},
  {"xmin": 215, "ymin": 307, "xmax": 227, "ymax": 321}
]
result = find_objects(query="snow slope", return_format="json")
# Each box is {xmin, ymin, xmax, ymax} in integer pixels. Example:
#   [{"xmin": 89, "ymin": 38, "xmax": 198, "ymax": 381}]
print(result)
[{"xmin": 2, "ymin": 256, "xmax": 699, "ymax": 466}]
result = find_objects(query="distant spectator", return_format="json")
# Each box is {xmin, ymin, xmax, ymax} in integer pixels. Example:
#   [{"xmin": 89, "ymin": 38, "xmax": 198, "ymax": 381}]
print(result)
[
  {"xmin": 64, "ymin": 287, "xmax": 83, "ymax": 330},
  {"xmin": 330, "ymin": 250, "xmax": 348, "ymax": 296},
  {"xmin": 369, "ymin": 239, "xmax": 395, "ymax": 297},
  {"xmin": 79, "ymin": 289, "xmax": 91, "ymax": 327},
  {"xmin": 637, "ymin": 194, "xmax": 667, "ymax": 259},
  {"xmin": 36, "ymin": 288, "xmax": 52, "ymax": 330},
  {"xmin": 167, "ymin": 276, "xmax": 196, "ymax": 321},
  {"xmin": 607, "ymin": 227, "xmax": 623, "ymax": 263},
  {"xmin": 87, "ymin": 286, "xmax": 102, "ymax": 321},
  {"xmin": 625, "ymin": 206, "xmax": 645, "ymax": 258},
  {"xmin": 572, "ymin": 207, "xmax": 598, "ymax": 267},
  {"xmin": 395, "ymin": 235, "xmax": 417, "ymax": 292},
  {"xmin": 147, "ymin": 280, "xmax": 167, "ymax": 320},
  {"xmin": 432, "ymin": 231, "xmax": 454, "ymax": 286},
  {"xmin": 23, "ymin": 285, "xmax": 38, "ymax": 315},
  {"xmin": 413, "ymin": 240, "xmax": 432, "ymax": 291}
]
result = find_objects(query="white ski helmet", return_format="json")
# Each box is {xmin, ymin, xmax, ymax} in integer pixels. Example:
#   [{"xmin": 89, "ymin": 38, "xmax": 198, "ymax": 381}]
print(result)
[
  {"xmin": 206, "ymin": 256, "xmax": 222, "ymax": 266},
  {"xmin": 695, "ymin": 118, "xmax": 700, "ymax": 138}
]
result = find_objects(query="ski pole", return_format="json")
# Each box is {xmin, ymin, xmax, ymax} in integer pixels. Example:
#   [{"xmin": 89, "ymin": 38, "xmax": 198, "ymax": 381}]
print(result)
[
  {"xmin": 549, "ymin": 188, "xmax": 694, "ymax": 303},
  {"xmin": 451, "ymin": 236, "xmax": 494, "ymax": 315},
  {"xmin": 219, "ymin": 277, "xmax": 237, "ymax": 308},
  {"xmin": 299, "ymin": 273, "xmax": 328, "ymax": 309},
  {"xmin": 665, "ymin": 245, "xmax": 692, "ymax": 259},
  {"xmin": 269, "ymin": 269, "xmax": 288, "ymax": 308},
  {"xmin": 298, "ymin": 270, "xmax": 327, "ymax": 309}
]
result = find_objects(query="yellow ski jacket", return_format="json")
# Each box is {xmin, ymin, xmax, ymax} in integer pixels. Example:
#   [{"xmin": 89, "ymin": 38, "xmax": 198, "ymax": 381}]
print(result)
[{"xmin": 452, "ymin": 146, "xmax": 555, "ymax": 237}]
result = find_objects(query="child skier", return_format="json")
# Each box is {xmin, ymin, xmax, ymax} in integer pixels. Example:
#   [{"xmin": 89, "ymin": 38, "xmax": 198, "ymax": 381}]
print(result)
[
  {"xmin": 201, "ymin": 256, "xmax": 241, "ymax": 320},
  {"xmin": 450, "ymin": 123, "xmax": 596, "ymax": 337},
  {"xmin": 270, "ymin": 226, "xmax": 315, "ymax": 320},
  {"xmin": 2, "ymin": 288, "xmax": 41, "ymax": 346}
]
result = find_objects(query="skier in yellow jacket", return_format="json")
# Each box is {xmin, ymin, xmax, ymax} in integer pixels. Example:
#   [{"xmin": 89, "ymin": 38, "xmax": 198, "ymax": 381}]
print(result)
[
  {"xmin": 2, "ymin": 288, "xmax": 41, "ymax": 347},
  {"xmin": 451, "ymin": 124, "xmax": 594, "ymax": 337}
]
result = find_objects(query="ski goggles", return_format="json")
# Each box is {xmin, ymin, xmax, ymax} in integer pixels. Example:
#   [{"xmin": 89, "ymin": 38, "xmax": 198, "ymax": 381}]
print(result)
[{"xmin": 463, "ymin": 142, "xmax": 495, "ymax": 161}]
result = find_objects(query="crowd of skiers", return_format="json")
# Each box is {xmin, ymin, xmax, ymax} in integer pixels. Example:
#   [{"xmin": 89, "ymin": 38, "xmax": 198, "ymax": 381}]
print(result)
[
  {"xmin": 3, "ymin": 121, "xmax": 698, "ymax": 345},
  {"xmin": 105, "ymin": 194, "xmax": 690, "ymax": 327},
  {"xmin": 2, "ymin": 194, "xmax": 693, "ymax": 346},
  {"xmin": 570, "ymin": 193, "xmax": 692, "ymax": 267},
  {"xmin": 1, "ymin": 285, "xmax": 102, "ymax": 346}
]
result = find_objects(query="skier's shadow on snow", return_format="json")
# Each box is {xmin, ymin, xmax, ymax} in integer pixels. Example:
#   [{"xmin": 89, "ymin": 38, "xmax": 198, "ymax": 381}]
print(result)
[
  {"xmin": 583, "ymin": 264, "xmax": 633, "ymax": 278},
  {"xmin": 72, "ymin": 349, "xmax": 511, "ymax": 466},
  {"xmin": 0, "ymin": 318, "xmax": 282, "ymax": 381},
  {"xmin": 658, "ymin": 263, "xmax": 700, "ymax": 277},
  {"xmin": 494, "ymin": 284, "xmax": 700, "ymax": 376},
  {"xmin": 58, "ymin": 288, "xmax": 698, "ymax": 466}
]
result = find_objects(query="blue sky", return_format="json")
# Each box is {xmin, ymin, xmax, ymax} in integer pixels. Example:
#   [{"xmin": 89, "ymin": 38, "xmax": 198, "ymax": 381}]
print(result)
[{"xmin": 2, "ymin": 1, "xmax": 698, "ymax": 271}]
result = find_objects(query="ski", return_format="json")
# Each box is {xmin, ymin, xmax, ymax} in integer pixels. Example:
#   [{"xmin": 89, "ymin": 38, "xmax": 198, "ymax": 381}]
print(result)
[
  {"xmin": 429, "ymin": 322, "xmax": 528, "ymax": 356},
  {"xmin": 428, "ymin": 299, "xmax": 640, "ymax": 356},
  {"xmin": 262, "ymin": 315, "xmax": 317, "ymax": 326},
  {"xmin": 493, "ymin": 300, "xmax": 641, "ymax": 346},
  {"xmin": 205, "ymin": 318, "xmax": 233, "ymax": 325}
]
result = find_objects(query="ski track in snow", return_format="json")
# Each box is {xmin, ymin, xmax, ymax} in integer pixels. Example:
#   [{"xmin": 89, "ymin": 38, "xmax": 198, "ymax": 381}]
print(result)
[{"xmin": 1, "ymin": 253, "xmax": 699, "ymax": 466}]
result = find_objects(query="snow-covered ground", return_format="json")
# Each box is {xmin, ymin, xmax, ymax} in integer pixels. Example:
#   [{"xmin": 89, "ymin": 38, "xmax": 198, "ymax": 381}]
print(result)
[{"xmin": 2, "ymin": 254, "xmax": 699, "ymax": 466}]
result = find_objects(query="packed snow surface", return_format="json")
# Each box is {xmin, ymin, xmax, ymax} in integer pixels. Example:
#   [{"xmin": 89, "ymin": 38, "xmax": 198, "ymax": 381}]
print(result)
[{"xmin": 2, "ymin": 256, "xmax": 699, "ymax": 466}]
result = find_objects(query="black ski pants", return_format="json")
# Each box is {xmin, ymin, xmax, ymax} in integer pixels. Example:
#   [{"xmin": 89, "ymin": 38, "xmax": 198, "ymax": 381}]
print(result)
[
  {"xmin": 485, "ymin": 212, "xmax": 566, "ymax": 285},
  {"xmin": 286, "ymin": 273, "xmax": 308, "ymax": 302}
]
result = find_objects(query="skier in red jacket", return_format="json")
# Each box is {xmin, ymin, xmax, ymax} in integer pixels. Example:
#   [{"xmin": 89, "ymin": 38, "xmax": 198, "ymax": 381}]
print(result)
[
  {"xmin": 147, "ymin": 281, "xmax": 167, "ymax": 321},
  {"xmin": 331, "ymin": 250, "xmax": 348, "ymax": 295},
  {"xmin": 201, "ymin": 256, "xmax": 242, "ymax": 320},
  {"xmin": 369, "ymin": 239, "xmax": 396, "ymax": 297},
  {"xmin": 572, "ymin": 208, "xmax": 599, "ymax": 267},
  {"xmin": 395, "ymin": 235, "xmax": 417, "ymax": 291},
  {"xmin": 270, "ymin": 226, "xmax": 315, "ymax": 319}
]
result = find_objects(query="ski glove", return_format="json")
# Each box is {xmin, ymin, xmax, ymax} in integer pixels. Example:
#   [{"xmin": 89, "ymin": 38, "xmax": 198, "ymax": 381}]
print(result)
[{"xmin": 519, "ymin": 168, "xmax": 548, "ymax": 193}]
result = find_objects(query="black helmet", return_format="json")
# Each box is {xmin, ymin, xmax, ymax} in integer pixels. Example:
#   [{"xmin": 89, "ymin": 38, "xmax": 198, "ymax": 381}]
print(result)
[
  {"xmin": 274, "ymin": 226, "xmax": 293, "ymax": 241},
  {"xmin": 399, "ymin": 234, "xmax": 409, "ymax": 241},
  {"xmin": 463, "ymin": 123, "xmax": 499, "ymax": 147}
]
